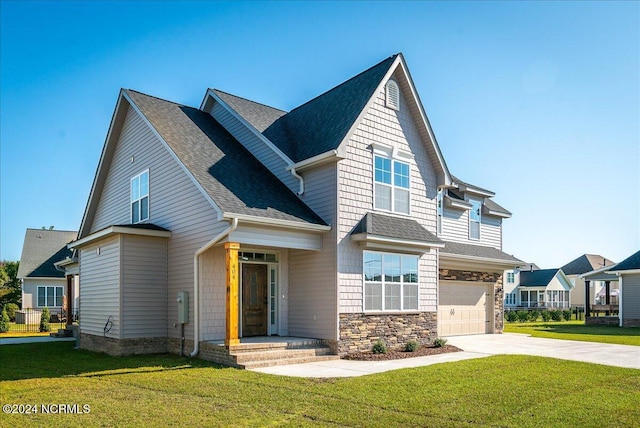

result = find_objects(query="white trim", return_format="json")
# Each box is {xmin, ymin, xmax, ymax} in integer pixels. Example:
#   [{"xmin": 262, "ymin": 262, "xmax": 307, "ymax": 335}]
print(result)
[
  {"xmin": 444, "ymin": 194, "xmax": 472, "ymax": 210},
  {"xmin": 456, "ymin": 184, "xmax": 494, "ymax": 198},
  {"xmin": 362, "ymin": 250, "xmax": 420, "ymax": 312},
  {"xmin": 439, "ymin": 252, "xmax": 521, "ymax": 270},
  {"xmin": 222, "ymin": 213, "xmax": 331, "ymax": 232},
  {"xmin": 351, "ymin": 233, "xmax": 445, "ymax": 250},
  {"xmin": 36, "ymin": 285, "xmax": 65, "ymax": 308},
  {"xmin": 385, "ymin": 79, "xmax": 400, "ymax": 110},
  {"xmin": 130, "ymin": 169, "xmax": 150, "ymax": 224},
  {"xmin": 287, "ymin": 149, "xmax": 339, "ymax": 171},
  {"xmin": 373, "ymin": 154, "xmax": 412, "ymax": 215},
  {"xmin": 122, "ymin": 91, "xmax": 225, "ymax": 221},
  {"xmin": 610, "ymin": 269, "xmax": 640, "ymax": 275},
  {"xmin": 468, "ymin": 198, "xmax": 482, "ymax": 241},
  {"xmin": 482, "ymin": 207, "xmax": 512, "ymax": 218},
  {"xmin": 69, "ymin": 225, "xmax": 171, "ymax": 249}
]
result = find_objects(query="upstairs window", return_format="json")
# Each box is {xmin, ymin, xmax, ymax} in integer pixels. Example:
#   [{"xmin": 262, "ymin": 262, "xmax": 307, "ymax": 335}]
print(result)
[
  {"xmin": 374, "ymin": 155, "xmax": 410, "ymax": 214},
  {"xmin": 386, "ymin": 80, "xmax": 400, "ymax": 110},
  {"xmin": 506, "ymin": 272, "xmax": 515, "ymax": 284},
  {"xmin": 436, "ymin": 189, "xmax": 443, "ymax": 235},
  {"xmin": 469, "ymin": 198, "xmax": 481, "ymax": 240},
  {"xmin": 131, "ymin": 170, "xmax": 149, "ymax": 223}
]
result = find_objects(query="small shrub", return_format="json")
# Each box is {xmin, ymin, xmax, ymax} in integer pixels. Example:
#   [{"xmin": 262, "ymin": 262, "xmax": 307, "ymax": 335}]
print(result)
[
  {"xmin": 372, "ymin": 339, "xmax": 387, "ymax": 354},
  {"xmin": 528, "ymin": 310, "xmax": 540, "ymax": 322},
  {"xmin": 433, "ymin": 338, "xmax": 447, "ymax": 348},
  {"xmin": 505, "ymin": 310, "xmax": 518, "ymax": 322},
  {"xmin": 404, "ymin": 340, "xmax": 419, "ymax": 352},
  {"xmin": 541, "ymin": 310, "xmax": 552, "ymax": 322},
  {"xmin": 516, "ymin": 310, "xmax": 530, "ymax": 323},
  {"xmin": 4, "ymin": 303, "xmax": 18, "ymax": 321},
  {"xmin": 0, "ymin": 307, "xmax": 9, "ymax": 333},
  {"xmin": 562, "ymin": 310, "xmax": 572, "ymax": 321},
  {"xmin": 39, "ymin": 307, "xmax": 51, "ymax": 332},
  {"xmin": 550, "ymin": 310, "xmax": 563, "ymax": 321}
]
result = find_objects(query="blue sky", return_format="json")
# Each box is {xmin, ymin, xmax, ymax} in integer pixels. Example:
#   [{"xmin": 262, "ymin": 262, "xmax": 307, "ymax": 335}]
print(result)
[{"xmin": 1, "ymin": 1, "xmax": 638, "ymax": 268}]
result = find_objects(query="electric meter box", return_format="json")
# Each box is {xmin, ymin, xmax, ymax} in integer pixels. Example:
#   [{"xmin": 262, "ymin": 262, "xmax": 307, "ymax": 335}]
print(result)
[{"xmin": 177, "ymin": 291, "xmax": 189, "ymax": 324}]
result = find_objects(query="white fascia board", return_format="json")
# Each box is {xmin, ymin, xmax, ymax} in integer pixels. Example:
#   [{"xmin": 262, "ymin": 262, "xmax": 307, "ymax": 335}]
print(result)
[
  {"xmin": 483, "ymin": 208, "xmax": 512, "ymax": 218},
  {"xmin": 204, "ymin": 89, "xmax": 294, "ymax": 167},
  {"xmin": 439, "ymin": 251, "xmax": 522, "ymax": 269},
  {"xmin": 78, "ymin": 90, "xmax": 128, "ymax": 238},
  {"xmin": 579, "ymin": 263, "xmax": 619, "ymax": 279},
  {"xmin": 610, "ymin": 269, "xmax": 640, "ymax": 275},
  {"xmin": 457, "ymin": 184, "xmax": 495, "ymax": 198},
  {"xmin": 54, "ymin": 257, "xmax": 78, "ymax": 268},
  {"xmin": 351, "ymin": 233, "xmax": 445, "ymax": 250},
  {"xmin": 444, "ymin": 195, "xmax": 471, "ymax": 210},
  {"xmin": 122, "ymin": 91, "xmax": 225, "ymax": 220},
  {"xmin": 556, "ymin": 270, "xmax": 575, "ymax": 290},
  {"xmin": 69, "ymin": 225, "xmax": 172, "ymax": 249},
  {"xmin": 223, "ymin": 213, "xmax": 331, "ymax": 232},
  {"xmin": 287, "ymin": 149, "xmax": 339, "ymax": 171}
]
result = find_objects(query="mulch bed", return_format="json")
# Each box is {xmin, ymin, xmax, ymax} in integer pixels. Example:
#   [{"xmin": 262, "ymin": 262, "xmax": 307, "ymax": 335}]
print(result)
[{"xmin": 342, "ymin": 345, "xmax": 462, "ymax": 361}]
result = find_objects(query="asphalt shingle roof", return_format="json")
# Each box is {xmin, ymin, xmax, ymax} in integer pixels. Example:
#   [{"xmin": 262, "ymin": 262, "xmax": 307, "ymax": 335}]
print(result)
[
  {"xmin": 483, "ymin": 198, "xmax": 512, "ymax": 216},
  {"xmin": 17, "ymin": 229, "xmax": 77, "ymax": 278},
  {"xmin": 351, "ymin": 212, "xmax": 443, "ymax": 245},
  {"xmin": 126, "ymin": 90, "xmax": 327, "ymax": 227},
  {"xmin": 561, "ymin": 254, "xmax": 615, "ymax": 275},
  {"xmin": 612, "ymin": 250, "xmax": 640, "ymax": 271},
  {"xmin": 519, "ymin": 269, "xmax": 560, "ymax": 287},
  {"xmin": 214, "ymin": 55, "xmax": 398, "ymax": 163},
  {"xmin": 440, "ymin": 241, "xmax": 522, "ymax": 263},
  {"xmin": 451, "ymin": 175, "xmax": 494, "ymax": 196}
]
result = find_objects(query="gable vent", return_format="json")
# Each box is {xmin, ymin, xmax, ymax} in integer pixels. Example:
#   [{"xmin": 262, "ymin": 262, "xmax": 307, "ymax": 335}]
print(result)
[{"xmin": 386, "ymin": 80, "xmax": 400, "ymax": 111}]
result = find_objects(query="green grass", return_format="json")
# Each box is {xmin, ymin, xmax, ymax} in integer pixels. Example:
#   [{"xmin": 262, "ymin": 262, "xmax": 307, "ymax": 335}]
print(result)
[
  {"xmin": 504, "ymin": 321, "xmax": 640, "ymax": 345},
  {"xmin": 1, "ymin": 342, "xmax": 638, "ymax": 427},
  {"xmin": 0, "ymin": 322, "xmax": 58, "ymax": 337}
]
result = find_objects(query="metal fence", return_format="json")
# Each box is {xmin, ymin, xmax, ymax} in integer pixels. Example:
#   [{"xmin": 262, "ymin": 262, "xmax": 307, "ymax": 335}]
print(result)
[{"xmin": 2, "ymin": 307, "xmax": 78, "ymax": 333}]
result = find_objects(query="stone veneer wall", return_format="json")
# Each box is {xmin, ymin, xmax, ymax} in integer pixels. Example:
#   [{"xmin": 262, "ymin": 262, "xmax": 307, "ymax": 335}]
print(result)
[
  {"xmin": 623, "ymin": 319, "xmax": 640, "ymax": 327},
  {"xmin": 80, "ymin": 333, "xmax": 167, "ymax": 356},
  {"xmin": 439, "ymin": 269, "xmax": 504, "ymax": 334},
  {"xmin": 586, "ymin": 316, "xmax": 619, "ymax": 326},
  {"xmin": 338, "ymin": 312, "xmax": 437, "ymax": 355}
]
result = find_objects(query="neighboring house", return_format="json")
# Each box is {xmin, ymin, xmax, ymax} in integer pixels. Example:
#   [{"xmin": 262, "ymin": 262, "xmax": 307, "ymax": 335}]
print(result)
[
  {"xmin": 561, "ymin": 254, "xmax": 616, "ymax": 308},
  {"xmin": 503, "ymin": 263, "xmax": 540, "ymax": 308},
  {"xmin": 68, "ymin": 53, "xmax": 521, "ymax": 362},
  {"xmin": 17, "ymin": 229, "xmax": 78, "ymax": 314},
  {"xmin": 516, "ymin": 269, "xmax": 573, "ymax": 308},
  {"xmin": 610, "ymin": 250, "xmax": 640, "ymax": 327}
]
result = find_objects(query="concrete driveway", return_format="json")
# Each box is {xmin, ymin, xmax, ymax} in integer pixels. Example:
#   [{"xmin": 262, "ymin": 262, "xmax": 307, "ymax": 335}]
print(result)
[
  {"xmin": 445, "ymin": 333, "xmax": 640, "ymax": 370},
  {"xmin": 253, "ymin": 333, "xmax": 639, "ymax": 377}
]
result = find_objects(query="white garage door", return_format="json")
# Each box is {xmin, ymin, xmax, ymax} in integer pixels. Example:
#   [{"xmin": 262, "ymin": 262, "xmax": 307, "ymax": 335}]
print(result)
[{"xmin": 439, "ymin": 282, "xmax": 492, "ymax": 336}]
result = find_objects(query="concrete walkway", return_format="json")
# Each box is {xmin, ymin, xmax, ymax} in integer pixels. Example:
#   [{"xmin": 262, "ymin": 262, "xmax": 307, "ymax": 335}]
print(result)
[
  {"xmin": 0, "ymin": 336, "xmax": 76, "ymax": 345},
  {"xmin": 252, "ymin": 334, "xmax": 640, "ymax": 377}
]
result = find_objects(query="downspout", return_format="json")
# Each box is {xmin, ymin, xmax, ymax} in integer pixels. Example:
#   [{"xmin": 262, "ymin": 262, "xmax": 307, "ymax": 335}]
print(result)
[
  {"xmin": 290, "ymin": 168, "xmax": 304, "ymax": 195},
  {"xmin": 190, "ymin": 217, "xmax": 238, "ymax": 357}
]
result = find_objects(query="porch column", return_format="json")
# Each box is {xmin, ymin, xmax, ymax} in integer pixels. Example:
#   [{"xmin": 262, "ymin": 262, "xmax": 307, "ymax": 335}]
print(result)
[
  {"xmin": 605, "ymin": 281, "xmax": 611, "ymax": 305},
  {"xmin": 66, "ymin": 275, "xmax": 73, "ymax": 327},
  {"xmin": 585, "ymin": 280, "xmax": 590, "ymax": 317},
  {"xmin": 225, "ymin": 242, "xmax": 240, "ymax": 347}
]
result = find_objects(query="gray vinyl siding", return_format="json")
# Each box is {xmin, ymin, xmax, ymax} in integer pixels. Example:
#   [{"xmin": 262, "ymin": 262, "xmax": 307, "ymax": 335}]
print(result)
[
  {"xmin": 79, "ymin": 236, "xmax": 121, "ymax": 338},
  {"xmin": 121, "ymin": 235, "xmax": 168, "ymax": 338},
  {"xmin": 441, "ymin": 206, "xmax": 502, "ymax": 249},
  {"xmin": 289, "ymin": 163, "xmax": 338, "ymax": 339},
  {"xmin": 210, "ymin": 102, "xmax": 298, "ymax": 193},
  {"xmin": 86, "ymin": 105, "xmax": 227, "ymax": 342},
  {"xmin": 622, "ymin": 274, "xmax": 640, "ymax": 320},
  {"xmin": 338, "ymin": 74, "xmax": 438, "ymax": 313}
]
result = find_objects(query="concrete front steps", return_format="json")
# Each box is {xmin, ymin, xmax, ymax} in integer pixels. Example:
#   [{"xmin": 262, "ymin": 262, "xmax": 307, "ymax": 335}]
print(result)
[{"xmin": 228, "ymin": 339, "xmax": 339, "ymax": 369}]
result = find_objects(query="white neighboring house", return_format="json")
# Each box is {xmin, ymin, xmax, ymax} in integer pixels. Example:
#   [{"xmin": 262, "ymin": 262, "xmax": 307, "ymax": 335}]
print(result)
[
  {"xmin": 17, "ymin": 229, "xmax": 78, "ymax": 314},
  {"xmin": 561, "ymin": 254, "xmax": 616, "ymax": 308},
  {"xmin": 504, "ymin": 266, "xmax": 573, "ymax": 309},
  {"xmin": 503, "ymin": 263, "xmax": 539, "ymax": 308}
]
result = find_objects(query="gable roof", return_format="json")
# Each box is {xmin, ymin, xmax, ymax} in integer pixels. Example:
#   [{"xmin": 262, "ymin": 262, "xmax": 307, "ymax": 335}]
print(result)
[
  {"xmin": 450, "ymin": 175, "xmax": 494, "ymax": 197},
  {"xmin": 561, "ymin": 254, "xmax": 615, "ymax": 275},
  {"xmin": 519, "ymin": 269, "xmax": 561, "ymax": 287},
  {"xmin": 209, "ymin": 53, "xmax": 451, "ymax": 185},
  {"xmin": 610, "ymin": 250, "xmax": 640, "ymax": 272},
  {"xmin": 17, "ymin": 229, "xmax": 77, "ymax": 278},
  {"xmin": 124, "ymin": 90, "xmax": 328, "ymax": 228}
]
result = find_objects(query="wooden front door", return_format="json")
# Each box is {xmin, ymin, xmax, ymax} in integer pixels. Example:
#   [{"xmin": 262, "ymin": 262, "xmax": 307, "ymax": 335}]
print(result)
[{"xmin": 242, "ymin": 264, "xmax": 268, "ymax": 336}]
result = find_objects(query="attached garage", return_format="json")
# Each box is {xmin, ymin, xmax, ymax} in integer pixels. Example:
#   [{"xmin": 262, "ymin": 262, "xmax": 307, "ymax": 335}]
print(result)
[{"xmin": 439, "ymin": 282, "xmax": 493, "ymax": 336}]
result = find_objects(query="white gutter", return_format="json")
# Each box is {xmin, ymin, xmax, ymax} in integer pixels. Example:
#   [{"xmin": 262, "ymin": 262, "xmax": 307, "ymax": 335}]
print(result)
[
  {"xmin": 190, "ymin": 217, "xmax": 238, "ymax": 357},
  {"xmin": 289, "ymin": 168, "xmax": 305, "ymax": 195}
]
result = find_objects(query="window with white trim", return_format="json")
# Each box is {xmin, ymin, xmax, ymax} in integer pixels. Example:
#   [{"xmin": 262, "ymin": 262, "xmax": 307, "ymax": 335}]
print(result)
[
  {"xmin": 131, "ymin": 170, "xmax": 149, "ymax": 223},
  {"xmin": 469, "ymin": 198, "xmax": 481, "ymax": 240},
  {"xmin": 374, "ymin": 155, "xmax": 410, "ymax": 214},
  {"xmin": 436, "ymin": 189, "xmax": 443, "ymax": 235},
  {"xmin": 506, "ymin": 272, "xmax": 515, "ymax": 284},
  {"xmin": 37, "ymin": 286, "xmax": 64, "ymax": 307},
  {"xmin": 386, "ymin": 80, "xmax": 400, "ymax": 110},
  {"xmin": 364, "ymin": 251, "xmax": 418, "ymax": 311}
]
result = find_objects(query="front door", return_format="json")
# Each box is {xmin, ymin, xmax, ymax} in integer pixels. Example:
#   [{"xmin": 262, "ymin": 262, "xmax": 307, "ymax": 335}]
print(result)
[{"xmin": 242, "ymin": 264, "xmax": 268, "ymax": 336}]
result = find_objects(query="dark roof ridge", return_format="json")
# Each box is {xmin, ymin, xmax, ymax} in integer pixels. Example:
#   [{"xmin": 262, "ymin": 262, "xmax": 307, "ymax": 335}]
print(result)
[
  {"xmin": 211, "ymin": 89, "xmax": 288, "ymax": 114},
  {"xmin": 124, "ymin": 89, "xmax": 187, "ymax": 107},
  {"xmin": 288, "ymin": 53, "xmax": 399, "ymax": 114}
]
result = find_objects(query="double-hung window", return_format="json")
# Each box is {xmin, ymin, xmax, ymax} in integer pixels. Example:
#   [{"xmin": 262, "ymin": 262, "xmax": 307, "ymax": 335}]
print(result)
[
  {"xmin": 37, "ymin": 286, "xmax": 63, "ymax": 307},
  {"xmin": 469, "ymin": 198, "xmax": 481, "ymax": 240},
  {"xmin": 131, "ymin": 170, "xmax": 149, "ymax": 223},
  {"xmin": 364, "ymin": 251, "xmax": 418, "ymax": 311},
  {"xmin": 506, "ymin": 272, "xmax": 515, "ymax": 284},
  {"xmin": 374, "ymin": 155, "xmax": 410, "ymax": 214}
]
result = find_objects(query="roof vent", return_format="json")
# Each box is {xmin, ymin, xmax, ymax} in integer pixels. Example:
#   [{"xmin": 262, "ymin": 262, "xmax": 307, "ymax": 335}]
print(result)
[{"xmin": 386, "ymin": 80, "xmax": 400, "ymax": 111}]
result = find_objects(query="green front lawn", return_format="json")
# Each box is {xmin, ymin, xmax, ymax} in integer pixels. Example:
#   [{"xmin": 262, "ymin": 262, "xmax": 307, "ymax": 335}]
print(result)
[
  {"xmin": 1, "ymin": 342, "xmax": 638, "ymax": 427},
  {"xmin": 504, "ymin": 321, "xmax": 640, "ymax": 346}
]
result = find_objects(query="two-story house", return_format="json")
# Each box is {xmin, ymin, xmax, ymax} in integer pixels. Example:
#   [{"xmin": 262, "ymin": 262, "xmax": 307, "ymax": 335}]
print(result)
[{"xmin": 68, "ymin": 53, "xmax": 521, "ymax": 365}]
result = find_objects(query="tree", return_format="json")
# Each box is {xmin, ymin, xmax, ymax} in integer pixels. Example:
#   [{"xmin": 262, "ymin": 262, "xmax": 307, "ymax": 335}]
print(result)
[
  {"xmin": 0, "ymin": 261, "xmax": 21, "ymax": 307},
  {"xmin": 0, "ymin": 307, "xmax": 9, "ymax": 333},
  {"xmin": 39, "ymin": 307, "xmax": 51, "ymax": 332}
]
